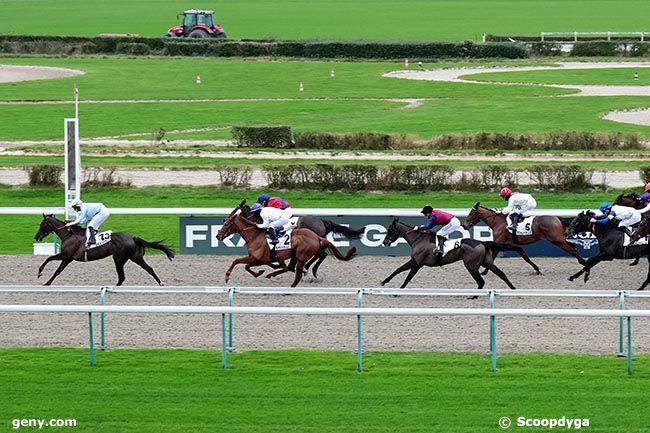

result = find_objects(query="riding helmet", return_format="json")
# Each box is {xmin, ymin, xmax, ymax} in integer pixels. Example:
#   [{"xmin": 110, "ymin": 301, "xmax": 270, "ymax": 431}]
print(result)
[
  {"xmin": 250, "ymin": 203, "xmax": 262, "ymax": 212},
  {"xmin": 499, "ymin": 187, "xmax": 512, "ymax": 199},
  {"xmin": 599, "ymin": 202, "xmax": 612, "ymax": 212},
  {"xmin": 257, "ymin": 193, "xmax": 270, "ymax": 204},
  {"xmin": 646, "ymin": 183, "xmax": 650, "ymax": 192},
  {"xmin": 70, "ymin": 199, "xmax": 83, "ymax": 208},
  {"xmin": 421, "ymin": 205, "xmax": 433, "ymax": 215}
]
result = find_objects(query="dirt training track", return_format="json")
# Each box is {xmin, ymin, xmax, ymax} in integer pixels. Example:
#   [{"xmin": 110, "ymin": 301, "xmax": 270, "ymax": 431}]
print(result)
[{"xmin": 1, "ymin": 255, "xmax": 650, "ymax": 355}]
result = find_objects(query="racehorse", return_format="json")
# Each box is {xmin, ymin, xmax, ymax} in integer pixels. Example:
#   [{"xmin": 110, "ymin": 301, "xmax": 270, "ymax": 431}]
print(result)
[
  {"xmin": 463, "ymin": 203, "xmax": 586, "ymax": 274},
  {"xmin": 34, "ymin": 214, "xmax": 174, "ymax": 286},
  {"xmin": 216, "ymin": 202, "xmax": 356, "ymax": 287},
  {"xmin": 612, "ymin": 193, "xmax": 649, "ymax": 266},
  {"xmin": 566, "ymin": 211, "xmax": 650, "ymax": 290},
  {"xmin": 380, "ymin": 219, "xmax": 522, "ymax": 290},
  {"xmin": 295, "ymin": 216, "xmax": 365, "ymax": 278}
]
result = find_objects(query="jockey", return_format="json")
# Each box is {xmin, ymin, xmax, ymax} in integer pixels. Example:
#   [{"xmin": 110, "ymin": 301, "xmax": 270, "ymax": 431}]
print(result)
[
  {"xmin": 413, "ymin": 205, "xmax": 460, "ymax": 256},
  {"xmin": 592, "ymin": 202, "xmax": 650, "ymax": 237},
  {"xmin": 640, "ymin": 183, "xmax": 650, "ymax": 205},
  {"xmin": 65, "ymin": 199, "xmax": 110, "ymax": 248},
  {"xmin": 251, "ymin": 202, "xmax": 292, "ymax": 247},
  {"xmin": 257, "ymin": 193, "xmax": 291, "ymax": 210},
  {"xmin": 498, "ymin": 187, "xmax": 537, "ymax": 233}
]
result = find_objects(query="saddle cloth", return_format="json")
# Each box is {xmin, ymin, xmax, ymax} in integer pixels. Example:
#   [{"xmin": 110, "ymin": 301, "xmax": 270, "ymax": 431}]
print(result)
[
  {"xmin": 505, "ymin": 215, "xmax": 535, "ymax": 236},
  {"xmin": 266, "ymin": 229, "xmax": 292, "ymax": 251},
  {"xmin": 434, "ymin": 239, "xmax": 462, "ymax": 257},
  {"xmin": 87, "ymin": 230, "xmax": 112, "ymax": 249},
  {"xmin": 623, "ymin": 234, "xmax": 649, "ymax": 247}
]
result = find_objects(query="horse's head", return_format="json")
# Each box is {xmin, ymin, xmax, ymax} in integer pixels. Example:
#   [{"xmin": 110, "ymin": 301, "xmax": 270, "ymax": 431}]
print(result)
[
  {"xmin": 216, "ymin": 200, "xmax": 258, "ymax": 241},
  {"xmin": 34, "ymin": 214, "xmax": 57, "ymax": 241},
  {"xmin": 614, "ymin": 192, "xmax": 640, "ymax": 208},
  {"xmin": 463, "ymin": 202, "xmax": 482, "ymax": 229},
  {"xmin": 382, "ymin": 218, "xmax": 402, "ymax": 246},
  {"xmin": 565, "ymin": 211, "xmax": 594, "ymax": 237},
  {"xmin": 631, "ymin": 217, "xmax": 649, "ymax": 242}
]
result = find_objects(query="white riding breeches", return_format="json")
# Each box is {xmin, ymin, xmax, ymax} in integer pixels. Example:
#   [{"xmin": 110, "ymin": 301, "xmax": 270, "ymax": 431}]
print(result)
[
  {"xmin": 86, "ymin": 205, "xmax": 110, "ymax": 239},
  {"xmin": 618, "ymin": 212, "xmax": 641, "ymax": 228},
  {"xmin": 437, "ymin": 217, "xmax": 461, "ymax": 238},
  {"xmin": 269, "ymin": 212, "xmax": 291, "ymax": 230}
]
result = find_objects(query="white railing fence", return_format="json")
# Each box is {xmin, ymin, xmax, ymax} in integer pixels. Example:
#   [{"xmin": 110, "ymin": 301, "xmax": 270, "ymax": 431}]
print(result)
[{"xmin": 1, "ymin": 285, "xmax": 647, "ymax": 374}]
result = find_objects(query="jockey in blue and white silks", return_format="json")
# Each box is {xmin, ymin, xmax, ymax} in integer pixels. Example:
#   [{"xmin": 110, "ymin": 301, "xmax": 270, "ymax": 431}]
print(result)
[{"xmin": 66, "ymin": 199, "xmax": 110, "ymax": 247}]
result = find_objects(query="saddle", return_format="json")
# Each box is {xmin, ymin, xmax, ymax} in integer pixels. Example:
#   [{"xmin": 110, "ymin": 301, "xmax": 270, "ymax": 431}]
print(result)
[{"xmin": 505, "ymin": 216, "xmax": 535, "ymax": 236}]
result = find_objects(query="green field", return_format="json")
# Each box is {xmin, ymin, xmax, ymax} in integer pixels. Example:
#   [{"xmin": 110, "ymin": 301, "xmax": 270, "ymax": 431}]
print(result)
[
  {"xmin": 2, "ymin": 0, "xmax": 650, "ymax": 41},
  {"xmin": 1, "ymin": 186, "xmax": 632, "ymax": 255},
  {"xmin": 1, "ymin": 348, "xmax": 648, "ymax": 432},
  {"xmin": 1, "ymin": 57, "xmax": 650, "ymax": 140}
]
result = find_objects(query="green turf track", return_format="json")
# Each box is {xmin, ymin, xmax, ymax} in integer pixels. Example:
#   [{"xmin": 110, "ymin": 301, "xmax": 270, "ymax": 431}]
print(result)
[
  {"xmin": 2, "ymin": 0, "xmax": 650, "ymax": 42},
  {"xmin": 1, "ymin": 349, "xmax": 649, "ymax": 432},
  {"xmin": 0, "ymin": 186, "xmax": 636, "ymax": 255},
  {"xmin": 0, "ymin": 57, "xmax": 649, "ymax": 140}
]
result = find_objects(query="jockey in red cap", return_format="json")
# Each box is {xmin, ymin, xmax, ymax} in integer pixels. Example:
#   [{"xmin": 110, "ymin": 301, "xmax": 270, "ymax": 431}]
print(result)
[{"xmin": 499, "ymin": 187, "xmax": 537, "ymax": 233}]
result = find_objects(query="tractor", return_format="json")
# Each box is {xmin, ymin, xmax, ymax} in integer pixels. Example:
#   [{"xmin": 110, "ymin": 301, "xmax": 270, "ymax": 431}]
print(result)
[{"xmin": 165, "ymin": 10, "xmax": 227, "ymax": 38}]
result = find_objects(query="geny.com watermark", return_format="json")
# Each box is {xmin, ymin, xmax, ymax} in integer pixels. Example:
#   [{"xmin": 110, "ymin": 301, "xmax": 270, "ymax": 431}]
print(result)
[
  {"xmin": 499, "ymin": 416, "xmax": 590, "ymax": 429},
  {"xmin": 11, "ymin": 419, "xmax": 77, "ymax": 429}
]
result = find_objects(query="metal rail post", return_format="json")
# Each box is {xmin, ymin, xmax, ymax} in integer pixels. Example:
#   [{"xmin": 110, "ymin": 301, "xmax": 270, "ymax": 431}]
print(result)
[
  {"xmin": 221, "ymin": 313, "xmax": 227, "ymax": 369},
  {"xmin": 617, "ymin": 291, "xmax": 626, "ymax": 357},
  {"xmin": 489, "ymin": 290, "xmax": 497, "ymax": 373},
  {"xmin": 88, "ymin": 312, "xmax": 95, "ymax": 367},
  {"xmin": 627, "ymin": 316, "xmax": 633, "ymax": 375},
  {"xmin": 99, "ymin": 287, "xmax": 108, "ymax": 350},
  {"xmin": 227, "ymin": 288, "xmax": 235, "ymax": 352},
  {"xmin": 357, "ymin": 289, "xmax": 364, "ymax": 372}
]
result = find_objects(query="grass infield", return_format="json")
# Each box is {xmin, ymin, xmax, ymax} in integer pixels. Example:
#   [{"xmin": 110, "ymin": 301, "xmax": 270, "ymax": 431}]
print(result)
[{"xmin": 0, "ymin": 348, "xmax": 648, "ymax": 432}]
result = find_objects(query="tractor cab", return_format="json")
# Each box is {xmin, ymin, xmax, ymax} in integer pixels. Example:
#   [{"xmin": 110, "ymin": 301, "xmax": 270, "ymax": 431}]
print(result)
[{"xmin": 166, "ymin": 10, "xmax": 227, "ymax": 38}]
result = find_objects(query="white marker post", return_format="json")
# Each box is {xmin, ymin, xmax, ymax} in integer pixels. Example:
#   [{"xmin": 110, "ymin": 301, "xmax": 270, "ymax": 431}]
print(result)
[{"xmin": 64, "ymin": 85, "xmax": 81, "ymax": 221}]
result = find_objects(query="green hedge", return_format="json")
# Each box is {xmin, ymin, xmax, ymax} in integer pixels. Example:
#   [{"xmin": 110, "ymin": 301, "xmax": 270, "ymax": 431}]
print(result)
[
  {"xmin": 262, "ymin": 164, "xmax": 595, "ymax": 192},
  {"xmin": 232, "ymin": 126, "xmax": 293, "ymax": 148},
  {"xmin": 0, "ymin": 35, "xmax": 528, "ymax": 59},
  {"xmin": 285, "ymin": 131, "xmax": 641, "ymax": 151}
]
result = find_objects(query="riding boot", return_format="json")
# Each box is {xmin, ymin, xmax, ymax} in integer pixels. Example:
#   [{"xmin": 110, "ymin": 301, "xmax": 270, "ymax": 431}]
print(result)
[
  {"xmin": 436, "ymin": 236, "xmax": 446, "ymax": 256},
  {"xmin": 87, "ymin": 227, "xmax": 97, "ymax": 247},
  {"xmin": 508, "ymin": 213, "xmax": 520, "ymax": 233},
  {"xmin": 621, "ymin": 226, "xmax": 634, "ymax": 237}
]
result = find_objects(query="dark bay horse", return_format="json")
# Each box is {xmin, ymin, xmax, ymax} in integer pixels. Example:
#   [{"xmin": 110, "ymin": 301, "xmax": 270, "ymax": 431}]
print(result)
[
  {"xmin": 34, "ymin": 214, "xmax": 174, "ymax": 286},
  {"xmin": 216, "ymin": 203, "xmax": 356, "ymax": 287},
  {"xmin": 295, "ymin": 216, "xmax": 365, "ymax": 278},
  {"xmin": 463, "ymin": 203, "xmax": 586, "ymax": 274},
  {"xmin": 614, "ymin": 193, "xmax": 650, "ymax": 266},
  {"xmin": 380, "ymin": 219, "xmax": 521, "ymax": 290},
  {"xmin": 566, "ymin": 211, "xmax": 650, "ymax": 290},
  {"xmin": 632, "ymin": 215, "xmax": 650, "ymax": 242}
]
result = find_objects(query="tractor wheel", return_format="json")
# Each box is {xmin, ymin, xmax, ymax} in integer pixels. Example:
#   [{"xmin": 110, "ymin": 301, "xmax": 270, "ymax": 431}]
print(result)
[
  {"xmin": 189, "ymin": 29, "xmax": 209, "ymax": 38},
  {"xmin": 215, "ymin": 31, "xmax": 227, "ymax": 39}
]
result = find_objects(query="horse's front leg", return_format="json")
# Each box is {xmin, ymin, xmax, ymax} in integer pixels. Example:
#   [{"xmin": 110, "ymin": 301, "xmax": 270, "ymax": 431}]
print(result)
[
  {"xmin": 43, "ymin": 259, "xmax": 72, "ymax": 286},
  {"xmin": 381, "ymin": 258, "xmax": 416, "ymax": 286},
  {"xmin": 225, "ymin": 256, "xmax": 258, "ymax": 283},
  {"xmin": 568, "ymin": 253, "xmax": 607, "ymax": 282},
  {"xmin": 244, "ymin": 264, "xmax": 265, "ymax": 278},
  {"xmin": 38, "ymin": 253, "xmax": 65, "ymax": 278}
]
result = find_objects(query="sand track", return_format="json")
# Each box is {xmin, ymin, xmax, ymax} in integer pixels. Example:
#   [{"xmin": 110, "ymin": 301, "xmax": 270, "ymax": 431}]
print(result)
[{"xmin": 1, "ymin": 255, "xmax": 649, "ymax": 354}]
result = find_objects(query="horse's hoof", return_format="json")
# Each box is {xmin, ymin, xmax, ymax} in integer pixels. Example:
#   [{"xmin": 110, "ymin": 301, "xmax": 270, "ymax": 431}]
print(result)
[
  {"xmin": 637, "ymin": 287, "xmax": 645, "ymax": 291},
  {"xmin": 535, "ymin": 270, "xmax": 542, "ymax": 275},
  {"xmin": 37, "ymin": 273, "xmax": 42, "ymax": 278},
  {"xmin": 380, "ymin": 281, "xmax": 386, "ymax": 286}
]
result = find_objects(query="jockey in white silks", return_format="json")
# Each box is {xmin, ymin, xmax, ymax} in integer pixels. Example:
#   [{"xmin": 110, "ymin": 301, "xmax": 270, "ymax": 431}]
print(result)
[
  {"xmin": 498, "ymin": 187, "xmax": 537, "ymax": 233},
  {"xmin": 250, "ymin": 203, "xmax": 292, "ymax": 246}
]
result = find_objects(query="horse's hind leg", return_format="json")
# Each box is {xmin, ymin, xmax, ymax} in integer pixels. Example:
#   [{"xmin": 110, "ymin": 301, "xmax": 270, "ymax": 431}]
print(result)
[
  {"xmin": 130, "ymin": 256, "xmax": 163, "ymax": 286},
  {"xmin": 43, "ymin": 259, "xmax": 72, "ymax": 286},
  {"xmin": 638, "ymin": 256, "xmax": 650, "ymax": 291},
  {"xmin": 467, "ymin": 269, "xmax": 486, "ymax": 291},
  {"xmin": 113, "ymin": 255, "xmax": 128, "ymax": 286},
  {"xmin": 309, "ymin": 252, "xmax": 327, "ymax": 278},
  {"xmin": 291, "ymin": 260, "xmax": 306, "ymax": 287},
  {"xmin": 486, "ymin": 263, "xmax": 517, "ymax": 290},
  {"xmin": 517, "ymin": 249, "xmax": 541, "ymax": 275},
  {"xmin": 552, "ymin": 240, "xmax": 586, "ymax": 267}
]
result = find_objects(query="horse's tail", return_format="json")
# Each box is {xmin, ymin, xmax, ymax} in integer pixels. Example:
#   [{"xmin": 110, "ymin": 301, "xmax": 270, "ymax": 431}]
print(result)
[
  {"xmin": 482, "ymin": 241, "xmax": 523, "ymax": 254},
  {"xmin": 134, "ymin": 238, "xmax": 175, "ymax": 260},
  {"xmin": 319, "ymin": 238, "xmax": 357, "ymax": 261},
  {"xmin": 322, "ymin": 220, "xmax": 365, "ymax": 239}
]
